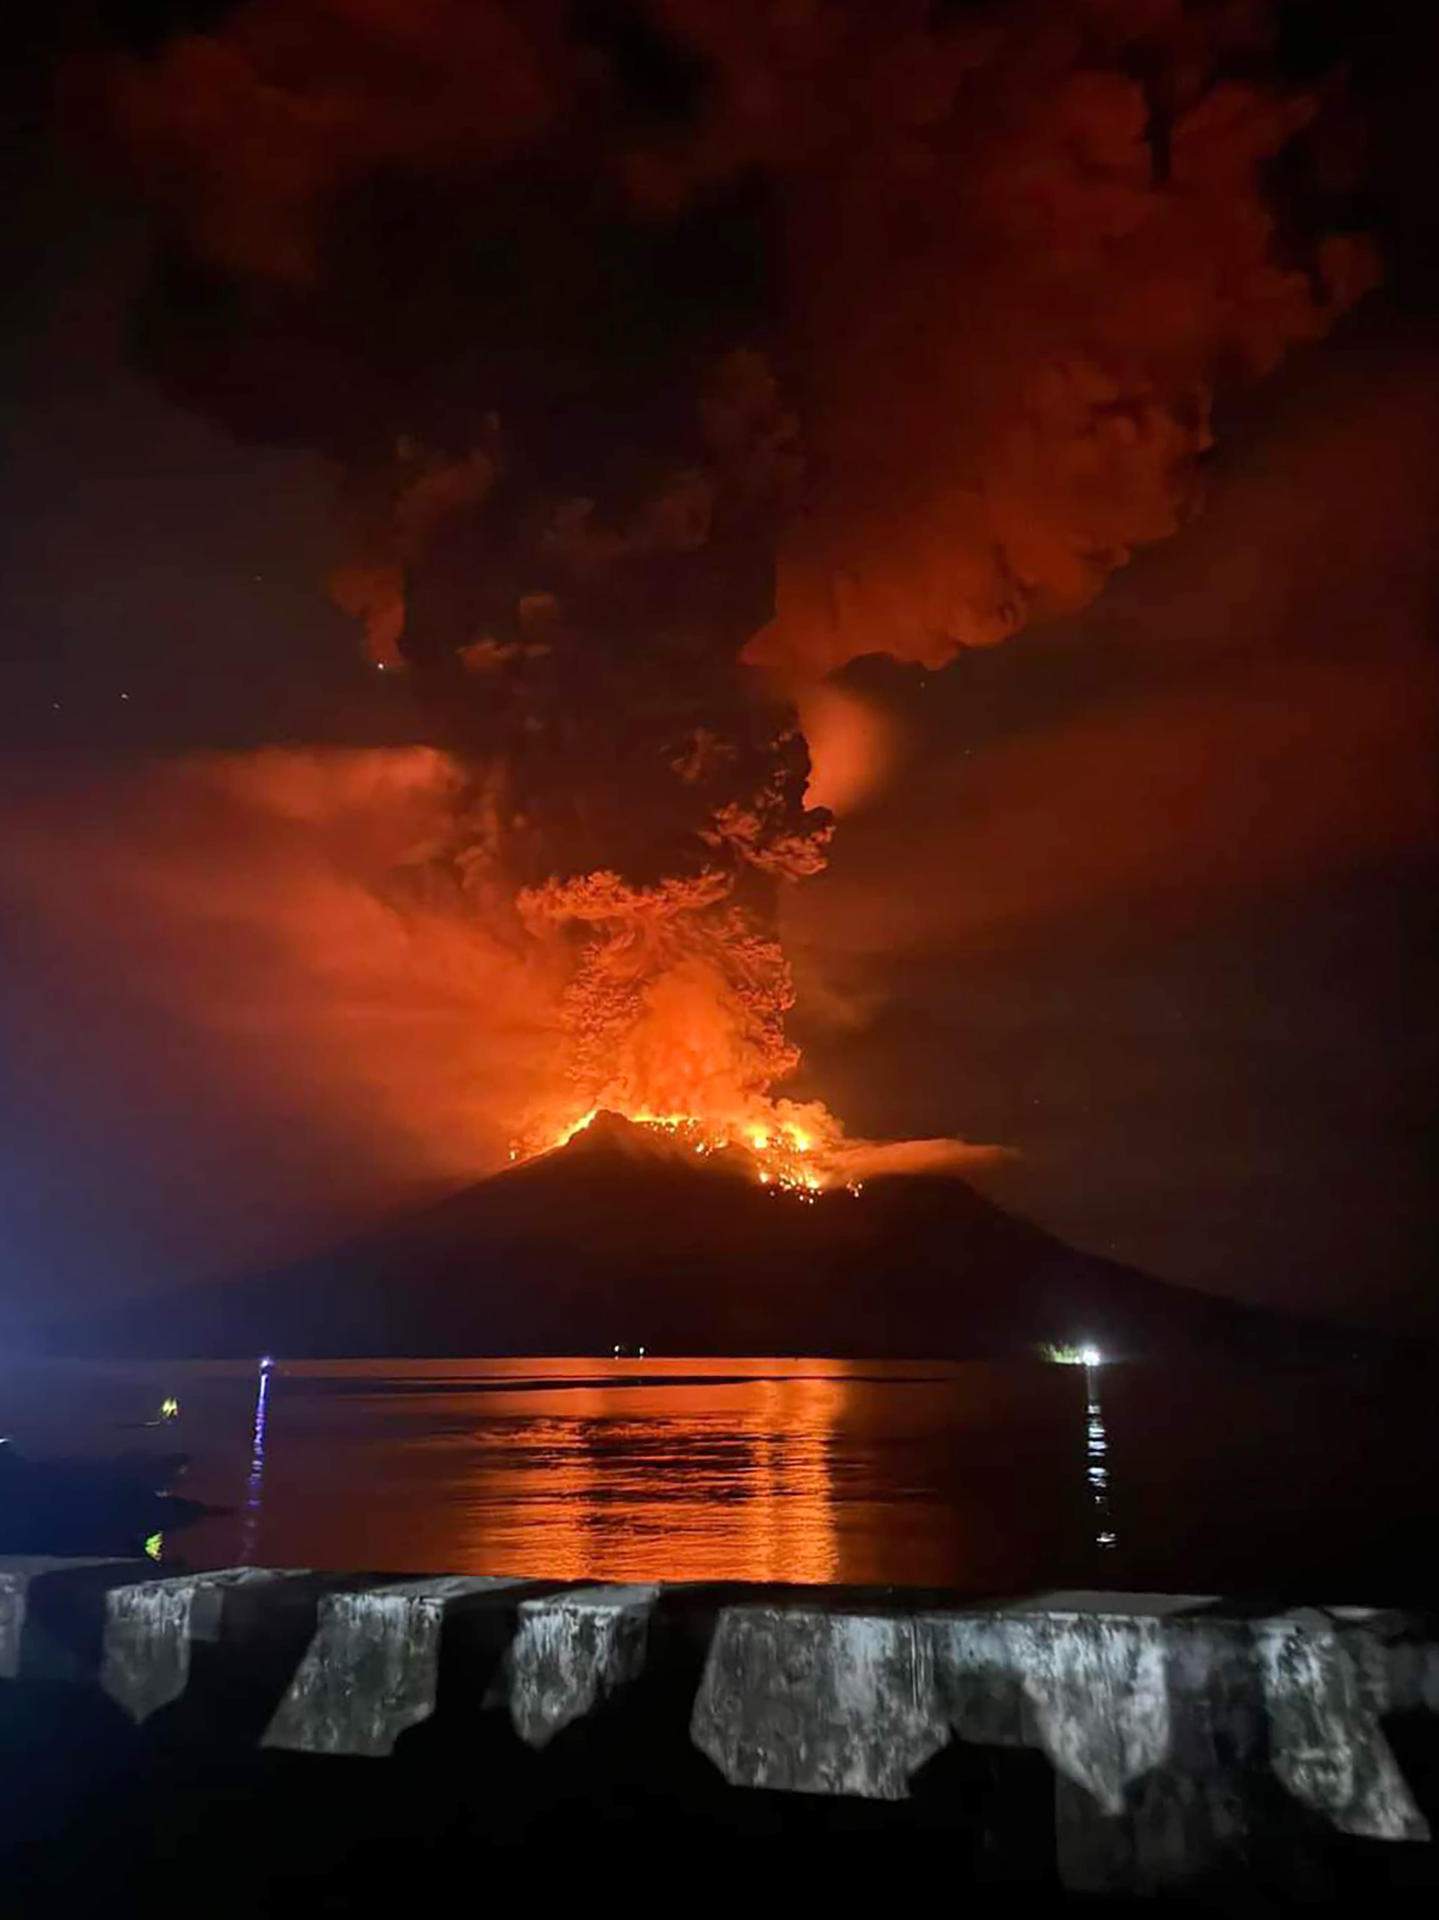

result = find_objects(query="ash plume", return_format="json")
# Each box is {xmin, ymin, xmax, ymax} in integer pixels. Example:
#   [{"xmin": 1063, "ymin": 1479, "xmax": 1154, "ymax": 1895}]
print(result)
[{"xmin": 78, "ymin": 0, "xmax": 1376, "ymax": 1162}]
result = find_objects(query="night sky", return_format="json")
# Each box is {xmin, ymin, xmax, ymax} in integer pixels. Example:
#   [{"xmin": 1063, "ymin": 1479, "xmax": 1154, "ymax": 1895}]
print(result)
[{"xmin": 2, "ymin": 2, "xmax": 1435, "ymax": 1336}]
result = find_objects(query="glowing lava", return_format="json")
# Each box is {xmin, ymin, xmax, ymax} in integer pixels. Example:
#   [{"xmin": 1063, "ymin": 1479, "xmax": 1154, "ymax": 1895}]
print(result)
[{"xmin": 512, "ymin": 1105, "xmax": 855, "ymax": 1202}]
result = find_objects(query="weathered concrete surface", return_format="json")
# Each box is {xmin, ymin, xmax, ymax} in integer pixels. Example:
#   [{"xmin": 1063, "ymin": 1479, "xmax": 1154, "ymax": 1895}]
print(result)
[
  {"xmin": 5, "ymin": 1568, "xmax": 1438, "ymax": 1895},
  {"xmin": 101, "ymin": 1567, "xmax": 315, "ymax": 1722},
  {"xmin": 936, "ymin": 1595, "xmax": 1435, "ymax": 1890},
  {"xmin": 691, "ymin": 1604, "xmax": 949, "ymax": 1798},
  {"xmin": 690, "ymin": 1593, "xmax": 1226, "ymax": 1814},
  {"xmin": 941, "ymin": 1595, "xmax": 1263, "ymax": 1895},
  {"xmin": 931, "ymin": 1599, "xmax": 1178, "ymax": 1814},
  {"xmin": 507, "ymin": 1584, "xmax": 659, "ymax": 1748},
  {"xmin": 689, "ymin": 1588, "xmax": 1438, "ymax": 1893},
  {"xmin": 263, "ymin": 1576, "xmax": 524, "ymax": 1757},
  {"xmin": 0, "ymin": 1557, "xmax": 148, "ymax": 1682},
  {"xmin": 1258, "ymin": 1607, "xmax": 1430, "ymax": 1842}
]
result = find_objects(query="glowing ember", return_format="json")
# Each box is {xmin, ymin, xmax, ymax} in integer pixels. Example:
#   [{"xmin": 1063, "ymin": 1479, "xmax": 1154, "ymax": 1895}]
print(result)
[{"xmin": 512, "ymin": 1104, "xmax": 841, "ymax": 1201}]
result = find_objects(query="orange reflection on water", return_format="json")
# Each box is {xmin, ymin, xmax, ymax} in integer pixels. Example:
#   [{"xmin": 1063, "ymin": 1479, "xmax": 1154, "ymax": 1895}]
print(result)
[
  {"xmin": 163, "ymin": 1354, "xmax": 1084, "ymax": 1587},
  {"xmin": 442, "ymin": 1365, "xmax": 846, "ymax": 1582}
]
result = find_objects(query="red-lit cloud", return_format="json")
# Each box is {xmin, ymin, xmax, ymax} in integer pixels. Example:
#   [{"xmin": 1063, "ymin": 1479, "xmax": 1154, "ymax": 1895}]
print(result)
[{"xmin": 1, "ymin": 747, "xmax": 555, "ymax": 1195}]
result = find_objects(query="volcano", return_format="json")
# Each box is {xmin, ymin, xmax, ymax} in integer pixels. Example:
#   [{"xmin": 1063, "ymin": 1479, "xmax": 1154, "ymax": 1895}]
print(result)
[{"xmin": 80, "ymin": 1114, "xmax": 1353, "ymax": 1360}]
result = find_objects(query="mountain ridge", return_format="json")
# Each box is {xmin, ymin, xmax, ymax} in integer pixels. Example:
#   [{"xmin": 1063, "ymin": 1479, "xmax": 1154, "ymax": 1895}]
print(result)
[{"xmin": 68, "ymin": 1112, "xmax": 1363, "ymax": 1360}]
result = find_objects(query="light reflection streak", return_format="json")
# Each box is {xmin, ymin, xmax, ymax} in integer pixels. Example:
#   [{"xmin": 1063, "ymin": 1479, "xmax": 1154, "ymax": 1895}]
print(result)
[
  {"xmin": 1084, "ymin": 1361, "xmax": 1117, "ymax": 1552},
  {"xmin": 239, "ymin": 1356, "xmax": 273, "ymax": 1565}
]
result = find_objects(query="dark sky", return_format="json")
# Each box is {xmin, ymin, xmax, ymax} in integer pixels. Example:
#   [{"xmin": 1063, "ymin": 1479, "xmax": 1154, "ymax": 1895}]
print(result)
[
  {"xmin": 1, "ymin": 2, "xmax": 1435, "ymax": 1336},
  {"xmin": 788, "ymin": 319, "xmax": 1438, "ymax": 1326}
]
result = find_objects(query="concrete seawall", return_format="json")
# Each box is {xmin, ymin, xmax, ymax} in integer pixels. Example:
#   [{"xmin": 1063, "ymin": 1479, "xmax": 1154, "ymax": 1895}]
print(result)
[{"xmin": 3, "ymin": 1560, "xmax": 1437, "ymax": 1899}]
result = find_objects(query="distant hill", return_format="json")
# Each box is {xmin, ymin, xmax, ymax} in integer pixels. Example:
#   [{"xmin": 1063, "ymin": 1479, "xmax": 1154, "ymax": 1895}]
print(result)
[{"xmin": 72, "ymin": 1112, "xmax": 1360, "ymax": 1360}]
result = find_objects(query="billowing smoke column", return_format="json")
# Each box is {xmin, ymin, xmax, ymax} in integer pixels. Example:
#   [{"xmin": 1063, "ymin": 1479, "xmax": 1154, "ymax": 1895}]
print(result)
[{"xmin": 89, "ymin": 0, "xmax": 1375, "ymax": 1174}]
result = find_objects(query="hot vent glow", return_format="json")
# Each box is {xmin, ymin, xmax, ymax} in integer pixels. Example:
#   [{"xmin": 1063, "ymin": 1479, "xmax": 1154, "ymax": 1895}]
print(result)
[{"xmin": 510, "ymin": 1104, "xmax": 860, "ymax": 1202}]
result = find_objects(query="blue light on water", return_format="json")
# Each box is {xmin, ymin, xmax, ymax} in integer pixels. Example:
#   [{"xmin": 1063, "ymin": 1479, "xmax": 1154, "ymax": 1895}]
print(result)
[{"xmin": 239, "ymin": 1355, "xmax": 273, "ymax": 1565}]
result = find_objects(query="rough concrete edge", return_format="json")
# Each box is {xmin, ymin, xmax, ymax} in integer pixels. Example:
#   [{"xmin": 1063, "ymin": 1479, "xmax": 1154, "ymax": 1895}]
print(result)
[
  {"xmin": 1256, "ymin": 1609, "xmax": 1431, "ymax": 1843},
  {"xmin": 507, "ymin": 1582, "xmax": 661, "ymax": 1748},
  {"xmin": 99, "ymin": 1567, "xmax": 308, "ymax": 1723},
  {"xmin": 0, "ymin": 1557, "xmax": 144, "ymax": 1681},
  {"xmin": 263, "ymin": 1575, "xmax": 528, "ymax": 1757},
  {"xmin": 690, "ymin": 1603, "xmax": 950, "ymax": 1799}
]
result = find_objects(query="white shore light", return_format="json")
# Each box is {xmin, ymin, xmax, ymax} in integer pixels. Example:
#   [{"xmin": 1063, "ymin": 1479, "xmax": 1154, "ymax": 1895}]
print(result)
[{"xmin": 1037, "ymin": 1342, "xmax": 1107, "ymax": 1367}]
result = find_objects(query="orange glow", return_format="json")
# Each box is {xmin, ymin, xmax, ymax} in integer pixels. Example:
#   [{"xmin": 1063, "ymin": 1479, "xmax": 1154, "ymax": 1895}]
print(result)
[
  {"xmin": 440, "ymin": 1360, "xmax": 844, "ymax": 1584},
  {"xmin": 797, "ymin": 683, "xmax": 899, "ymax": 817},
  {"xmin": 510, "ymin": 863, "xmax": 850, "ymax": 1197},
  {"xmin": 518, "ymin": 1104, "xmax": 839, "ymax": 1200},
  {"xmin": 83, "ymin": 0, "xmax": 1388, "ymax": 1285},
  {"xmin": 1, "ymin": 747, "xmax": 556, "ymax": 1198},
  {"xmin": 3, "ymin": 747, "xmax": 1009, "ymax": 1254}
]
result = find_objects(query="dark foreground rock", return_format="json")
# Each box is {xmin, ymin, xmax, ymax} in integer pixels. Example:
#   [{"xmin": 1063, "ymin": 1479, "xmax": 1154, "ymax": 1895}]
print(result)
[{"xmin": 0, "ymin": 1445, "xmax": 211, "ymax": 1556}]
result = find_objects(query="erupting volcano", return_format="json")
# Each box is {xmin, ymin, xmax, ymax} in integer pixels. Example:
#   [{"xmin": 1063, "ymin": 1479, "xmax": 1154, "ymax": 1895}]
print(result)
[
  {"xmin": 525, "ymin": 1110, "xmax": 841, "ymax": 1200},
  {"xmin": 41, "ymin": 0, "xmax": 1381, "ymax": 1298}
]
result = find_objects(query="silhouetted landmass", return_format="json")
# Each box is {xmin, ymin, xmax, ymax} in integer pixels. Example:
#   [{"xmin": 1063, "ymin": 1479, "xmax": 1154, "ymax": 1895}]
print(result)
[{"xmin": 77, "ymin": 1114, "xmax": 1373, "ymax": 1360}]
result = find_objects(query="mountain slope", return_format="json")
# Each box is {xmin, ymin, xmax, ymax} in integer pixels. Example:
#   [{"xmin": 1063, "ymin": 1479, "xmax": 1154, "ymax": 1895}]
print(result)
[{"xmin": 76, "ymin": 1112, "xmax": 1348, "ymax": 1359}]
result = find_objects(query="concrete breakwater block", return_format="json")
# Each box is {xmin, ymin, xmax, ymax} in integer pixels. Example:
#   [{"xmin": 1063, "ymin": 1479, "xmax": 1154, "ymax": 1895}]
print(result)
[
  {"xmin": 691, "ymin": 1604, "xmax": 950, "ymax": 1798},
  {"xmin": 929, "ymin": 1599, "xmax": 1184, "ymax": 1816},
  {"xmin": 5, "ymin": 1563, "xmax": 668, "ymax": 1762},
  {"xmin": 0, "ymin": 1557, "xmax": 151, "ymax": 1684},
  {"xmin": 506, "ymin": 1584, "xmax": 660, "ymax": 1748},
  {"xmin": 934, "ymin": 1594, "xmax": 1262, "ymax": 1894},
  {"xmin": 263, "ymin": 1577, "xmax": 527, "ymax": 1757},
  {"xmin": 4, "ymin": 1564, "xmax": 1437, "ymax": 1893},
  {"xmin": 100, "ymin": 1567, "xmax": 319, "ymax": 1723},
  {"xmin": 1257, "ymin": 1608, "xmax": 1429, "ymax": 1842},
  {"xmin": 689, "ymin": 1588, "xmax": 1436, "ymax": 1886},
  {"xmin": 690, "ymin": 1594, "xmax": 1218, "ymax": 1806}
]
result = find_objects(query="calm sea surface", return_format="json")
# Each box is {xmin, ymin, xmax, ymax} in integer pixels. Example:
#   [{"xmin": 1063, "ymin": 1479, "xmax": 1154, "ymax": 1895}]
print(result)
[{"xmin": 2, "ymin": 1356, "xmax": 1435, "ymax": 1600}]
